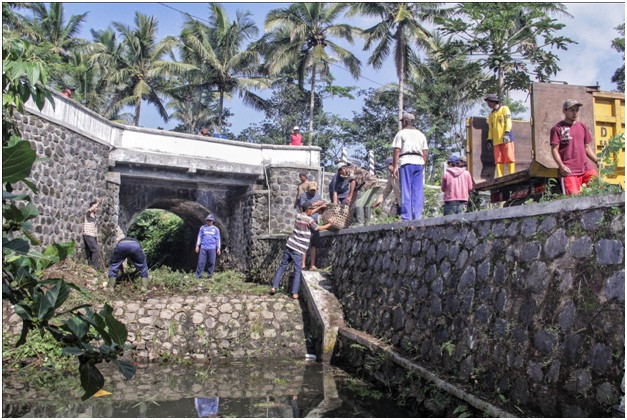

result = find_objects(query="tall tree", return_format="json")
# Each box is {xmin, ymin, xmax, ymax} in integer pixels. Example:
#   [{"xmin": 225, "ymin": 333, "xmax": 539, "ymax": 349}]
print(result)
[
  {"xmin": 181, "ymin": 4, "xmax": 270, "ymax": 134},
  {"xmin": 111, "ymin": 12, "xmax": 192, "ymax": 126},
  {"xmin": 17, "ymin": 2, "xmax": 88, "ymax": 58},
  {"xmin": 437, "ymin": 3, "xmax": 574, "ymax": 99},
  {"xmin": 348, "ymin": 3, "xmax": 441, "ymax": 129},
  {"xmin": 264, "ymin": 2, "xmax": 361, "ymax": 144},
  {"xmin": 611, "ymin": 23, "xmax": 625, "ymax": 92}
]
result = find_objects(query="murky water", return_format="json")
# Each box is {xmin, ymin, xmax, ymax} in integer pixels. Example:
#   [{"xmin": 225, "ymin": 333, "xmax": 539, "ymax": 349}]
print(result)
[{"xmin": 3, "ymin": 358, "xmax": 414, "ymax": 418}]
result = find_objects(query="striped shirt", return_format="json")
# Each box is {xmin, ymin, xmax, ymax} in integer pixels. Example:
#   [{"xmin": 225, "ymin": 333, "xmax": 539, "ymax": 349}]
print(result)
[
  {"xmin": 83, "ymin": 211, "xmax": 98, "ymax": 237},
  {"xmin": 286, "ymin": 213, "xmax": 318, "ymax": 254}
]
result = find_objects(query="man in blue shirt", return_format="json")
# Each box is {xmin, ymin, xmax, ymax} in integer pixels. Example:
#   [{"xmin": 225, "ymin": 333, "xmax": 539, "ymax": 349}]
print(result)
[{"xmin": 195, "ymin": 214, "xmax": 221, "ymax": 279}]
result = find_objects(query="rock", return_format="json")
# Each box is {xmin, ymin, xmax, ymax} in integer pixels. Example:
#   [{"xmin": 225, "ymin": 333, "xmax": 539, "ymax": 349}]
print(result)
[
  {"xmin": 596, "ymin": 239, "xmax": 624, "ymax": 265},
  {"xmin": 604, "ymin": 271, "xmax": 625, "ymax": 302},
  {"xmin": 534, "ymin": 329, "xmax": 557, "ymax": 355},
  {"xmin": 545, "ymin": 228, "xmax": 568, "ymax": 258}
]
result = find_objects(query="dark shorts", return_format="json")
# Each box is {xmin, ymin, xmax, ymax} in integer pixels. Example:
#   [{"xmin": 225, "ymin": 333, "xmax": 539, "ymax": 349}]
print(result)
[{"xmin": 310, "ymin": 229, "xmax": 322, "ymax": 248}]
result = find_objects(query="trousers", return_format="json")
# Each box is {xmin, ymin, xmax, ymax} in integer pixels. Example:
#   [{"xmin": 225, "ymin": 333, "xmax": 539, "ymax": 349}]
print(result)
[
  {"xmin": 196, "ymin": 248, "xmax": 217, "ymax": 278},
  {"xmin": 399, "ymin": 164, "xmax": 424, "ymax": 220},
  {"xmin": 108, "ymin": 239, "xmax": 148, "ymax": 278},
  {"xmin": 83, "ymin": 235, "xmax": 100, "ymax": 269},
  {"xmin": 272, "ymin": 247, "xmax": 304, "ymax": 294}
]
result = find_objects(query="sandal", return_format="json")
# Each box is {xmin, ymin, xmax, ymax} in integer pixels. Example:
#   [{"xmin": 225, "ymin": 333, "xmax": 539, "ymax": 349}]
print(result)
[
  {"xmin": 309, "ymin": 266, "xmax": 317, "ymax": 271},
  {"xmin": 292, "ymin": 293, "xmax": 299, "ymax": 299},
  {"xmin": 270, "ymin": 288, "xmax": 276, "ymax": 295}
]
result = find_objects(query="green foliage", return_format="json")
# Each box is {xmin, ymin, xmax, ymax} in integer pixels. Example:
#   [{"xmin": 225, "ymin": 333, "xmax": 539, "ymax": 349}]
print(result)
[
  {"xmin": 2, "ymin": 34, "xmax": 134, "ymax": 400},
  {"xmin": 441, "ymin": 340, "xmax": 455, "ymax": 357},
  {"xmin": 611, "ymin": 23, "xmax": 625, "ymax": 92}
]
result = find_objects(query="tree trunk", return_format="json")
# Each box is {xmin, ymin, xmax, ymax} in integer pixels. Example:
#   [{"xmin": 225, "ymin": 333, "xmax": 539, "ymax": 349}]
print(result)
[
  {"xmin": 498, "ymin": 65, "xmax": 505, "ymax": 101},
  {"xmin": 308, "ymin": 66, "xmax": 316, "ymax": 145},
  {"xmin": 134, "ymin": 98, "xmax": 141, "ymax": 126},
  {"xmin": 218, "ymin": 90, "xmax": 225, "ymax": 135},
  {"xmin": 397, "ymin": 34, "xmax": 405, "ymax": 131}
]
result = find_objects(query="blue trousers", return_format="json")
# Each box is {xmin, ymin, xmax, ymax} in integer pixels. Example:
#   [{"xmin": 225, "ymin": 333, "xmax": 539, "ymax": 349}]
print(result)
[
  {"xmin": 196, "ymin": 248, "xmax": 217, "ymax": 278},
  {"xmin": 400, "ymin": 164, "xmax": 424, "ymax": 220},
  {"xmin": 272, "ymin": 247, "xmax": 303, "ymax": 294},
  {"xmin": 108, "ymin": 239, "xmax": 148, "ymax": 278}
]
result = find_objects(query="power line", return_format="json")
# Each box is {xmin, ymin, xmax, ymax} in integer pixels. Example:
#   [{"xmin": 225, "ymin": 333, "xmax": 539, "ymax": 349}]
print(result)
[{"xmin": 157, "ymin": 2, "xmax": 211, "ymax": 26}]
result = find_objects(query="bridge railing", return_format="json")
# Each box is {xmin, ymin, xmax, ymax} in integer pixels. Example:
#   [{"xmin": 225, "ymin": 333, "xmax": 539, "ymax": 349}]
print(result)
[{"xmin": 25, "ymin": 91, "xmax": 320, "ymax": 168}]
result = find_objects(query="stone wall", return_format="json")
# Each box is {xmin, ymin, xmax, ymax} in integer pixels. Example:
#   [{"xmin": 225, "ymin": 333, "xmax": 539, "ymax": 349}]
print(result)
[
  {"xmin": 3, "ymin": 294, "xmax": 306, "ymax": 361},
  {"xmin": 311, "ymin": 193, "xmax": 625, "ymax": 417},
  {"xmin": 15, "ymin": 113, "xmax": 119, "ymax": 258}
]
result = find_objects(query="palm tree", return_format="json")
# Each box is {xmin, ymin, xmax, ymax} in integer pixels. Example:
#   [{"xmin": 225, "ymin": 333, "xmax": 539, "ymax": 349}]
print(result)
[
  {"xmin": 110, "ymin": 12, "xmax": 194, "ymax": 126},
  {"xmin": 264, "ymin": 3, "xmax": 361, "ymax": 144},
  {"xmin": 18, "ymin": 2, "xmax": 88, "ymax": 58},
  {"xmin": 180, "ymin": 4, "xmax": 271, "ymax": 134},
  {"xmin": 167, "ymin": 82, "xmax": 219, "ymax": 134},
  {"xmin": 347, "ymin": 3, "xmax": 441, "ymax": 129}
]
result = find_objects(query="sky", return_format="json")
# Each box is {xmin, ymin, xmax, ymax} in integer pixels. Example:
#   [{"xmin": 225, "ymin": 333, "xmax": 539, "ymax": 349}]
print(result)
[{"xmin": 56, "ymin": 2, "xmax": 626, "ymax": 136}]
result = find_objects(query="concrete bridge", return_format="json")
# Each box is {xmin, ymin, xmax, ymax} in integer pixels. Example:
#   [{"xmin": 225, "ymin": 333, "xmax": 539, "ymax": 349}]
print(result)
[{"xmin": 21, "ymin": 92, "xmax": 324, "ymax": 269}]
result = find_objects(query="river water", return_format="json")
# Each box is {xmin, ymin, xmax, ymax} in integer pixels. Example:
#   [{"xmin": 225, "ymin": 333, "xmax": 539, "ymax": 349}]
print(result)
[{"xmin": 3, "ymin": 358, "xmax": 415, "ymax": 417}]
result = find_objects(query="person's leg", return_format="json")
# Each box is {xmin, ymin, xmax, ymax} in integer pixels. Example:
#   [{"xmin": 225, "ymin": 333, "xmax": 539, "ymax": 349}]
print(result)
[
  {"xmin": 399, "ymin": 164, "xmax": 412, "ymax": 220},
  {"xmin": 457, "ymin": 201, "xmax": 468, "ymax": 214},
  {"xmin": 83, "ymin": 236, "xmax": 92, "ymax": 264},
  {"xmin": 562, "ymin": 175, "xmax": 583, "ymax": 195},
  {"xmin": 582, "ymin": 168, "xmax": 598, "ymax": 186},
  {"xmin": 84, "ymin": 236, "xmax": 100, "ymax": 269},
  {"xmin": 107, "ymin": 245, "xmax": 124, "ymax": 290},
  {"xmin": 310, "ymin": 246, "xmax": 317, "ymax": 270},
  {"xmin": 128, "ymin": 244, "xmax": 149, "ymax": 278},
  {"xmin": 410, "ymin": 164, "xmax": 424, "ymax": 220},
  {"xmin": 353, "ymin": 206, "xmax": 365, "ymax": 226},
  {"xmin": 494, "ymin": 144, "xmax": 504, "ymax": 178},
  {"xmin": 272, "ymin": 248, "xmax": 292, "ymax": 290},
  {"xmin": 195, "ymin": 248, "xmax": 207, "ymax": 278},
  {"xmin": 443, "ymin": 201, "xmax": 453, "ymax": 216},
  {"xmin": 206, "ymin": 249, "xmax": 217, "ymax": 278},
  {"xmin": 362, "ymin": 187, "xmax": 380, "ymax": 225},
  {"xmin": 291, "ymin": 249, "xmax": 304, "ymax": 297},
  {"xmin": 504, "ymin": 142, "xmax": 516, "ymax": 174}
]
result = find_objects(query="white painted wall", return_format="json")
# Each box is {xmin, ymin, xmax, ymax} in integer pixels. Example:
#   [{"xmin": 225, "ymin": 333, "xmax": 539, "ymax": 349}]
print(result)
[{"xmin": 25, "ymin": 92, "xmax": 320, "ymax": 168}]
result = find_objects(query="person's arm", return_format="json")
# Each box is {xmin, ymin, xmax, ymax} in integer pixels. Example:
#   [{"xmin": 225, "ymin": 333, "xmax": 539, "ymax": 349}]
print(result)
[
  {"xmin": 422, "ymin": 148, "xmax": 428, "ymax": 166},
  {"xmin": 393, "ymin": 148, "xmax": 401, "ymax": 179},
  {"xmin": 88, "ymin": 197, "xmax": 103, "ymax": 213},
  {"xmin": 332, "ymin": 190, "xmax": 338, "ymax": 204},
  {"xmin": 441, "ymin": 172, "xmax": 448, "ymax": 192},
  {"xmin": 585, "ymin": 143, "xmax": 599, "ymax": 166},
  {"xmin": 551, "ymin": 144, "xmax": 571, "ymax": 176},
  {"xmin": 374, "ymin": 176, "xmax": 393, "ymax": 207},
  {"xmin": 345, "ymin": 180, "xmax": 356, "ymax": 205},
  {"xmin": 195, "ymin": 228, "xmax": 202, "ymax": 253}
]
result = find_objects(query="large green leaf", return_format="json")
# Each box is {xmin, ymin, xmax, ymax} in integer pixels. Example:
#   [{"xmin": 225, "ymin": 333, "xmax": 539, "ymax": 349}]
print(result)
[
  {"xmin": 64, "ymin": 316, "xmax": 89, "ymax": 340},
  {"xmin": 33, "ymin": 289, "xmax": 54, "ymax": 321},
  {"xmin": 43, "ymin": 280, "xmax": 70, "ymax": 312},
  {"xmin": 62, "ymin": 346, "xmax": 85, "ymax": 356},
  {"xmin": 43, "ymin": 242, "xmax": 76, "ymax": 262},
  {"xmin": 13, "ymin": 303, "xmax": 33, "ymax": 322},
  {"xmin": 105, "ymin": 313, "xmax": 128, "ymax": 346},
  {"xmin": 2, "ymin": 141, "xmax": 36, "ymax": 184},
  {"xmin": 79, "ymin": 360, "xmax": 105, "ymax": 400},
  {"xmin": 88, "ymin": 313, "xmax": 112, "ymax": 345},
  {"xmin": 3, "ymin": 238, "xmax": 30, "ymax": 255},
  {"xmin": 114, "ymin": 360, "xmax": 136, "ymax": 380}
]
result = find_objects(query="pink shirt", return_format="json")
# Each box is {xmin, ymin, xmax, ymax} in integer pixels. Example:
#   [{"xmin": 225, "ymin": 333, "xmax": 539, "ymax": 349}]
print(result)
[
  {"xmin": 441, "ymin": 167, "xmax": 473, "ymax": 202},
  {"xmin": 290, "ymin": 133, "xmax": 303, "ymax": 146},
  {"xmin": 550, "ymin": 120, "xmax": 593, "ymax": 175}
]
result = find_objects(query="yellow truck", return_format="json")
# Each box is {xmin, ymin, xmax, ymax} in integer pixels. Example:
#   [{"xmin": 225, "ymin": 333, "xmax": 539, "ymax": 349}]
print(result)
[{"xmin": 466, "ymin": 82, "xmax": 625, "ymax": 205}]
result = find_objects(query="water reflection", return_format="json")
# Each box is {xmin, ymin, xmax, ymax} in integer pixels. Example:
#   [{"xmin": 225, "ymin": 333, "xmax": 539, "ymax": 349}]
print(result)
[{"xmin": 3, "ymin": 358, "xmax": 413, "ymax": 418}]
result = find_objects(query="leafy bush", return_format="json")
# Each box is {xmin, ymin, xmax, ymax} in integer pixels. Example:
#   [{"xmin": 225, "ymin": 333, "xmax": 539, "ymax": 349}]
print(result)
[{"xmin": 2, "ymin": 34, "xmax": 134, "ymax": 400}]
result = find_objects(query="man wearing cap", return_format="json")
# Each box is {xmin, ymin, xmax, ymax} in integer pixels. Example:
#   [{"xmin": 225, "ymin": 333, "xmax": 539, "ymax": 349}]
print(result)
[
  {"xmin": 299, "ymin": 181, "xmax": 326, "ymax": 270},
  {"xmin": 290, "ymin": 126, "xmax": 303, "ymax": 146},
  {"xmin": 294, "ymin": 172, "xmax": 310, "ymax": 209},
  {"xmin": 484, "ymin": 94, "xmax": 515, "ymax": 178},
  {"xmin": 373, "ymin": 157, "xmax": 401, "ymax": 216},
  {"xmin": 550, "ymin": 99, "xmax": 599, "ymax": 195},
  {"xmin": 441, "ymin": 155, "xmax": 474, "ymax": 216},
  {"xmin": 62, "ymin": 85, "xmax": 76, "ymax": 99},
  {"xmin": 392, "ymin": 112, "xmax": 429, "ymax": 220},
  {"xmin": 195, "ymin": 214, "xmax": 221, "ymax": 279},
  {"xmin": 333, "ymin": 161, "xmax": 381, "ymax": 226},
  {"xmin": 107, "ymin": 234, "xmax": 149, "ymax": 292}
]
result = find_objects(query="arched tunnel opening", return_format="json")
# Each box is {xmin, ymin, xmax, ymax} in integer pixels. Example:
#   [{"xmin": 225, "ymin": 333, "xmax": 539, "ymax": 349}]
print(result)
[{"xmin": 126, "ymin": 199, "xmax": 228, "ymax": 273}]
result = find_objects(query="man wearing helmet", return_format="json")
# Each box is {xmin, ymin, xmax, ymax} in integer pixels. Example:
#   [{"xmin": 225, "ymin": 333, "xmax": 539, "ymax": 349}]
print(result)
[{"xmin": 195, "ymin": 214, "xmax": 221, "ymax": 279}]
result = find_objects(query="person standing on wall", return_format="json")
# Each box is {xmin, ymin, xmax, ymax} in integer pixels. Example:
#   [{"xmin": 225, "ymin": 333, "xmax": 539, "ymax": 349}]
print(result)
[
  {"xmin": 62, "ymin": 85, "xmax": 75, "ymax": 98},
  {"xmin": 392, "ymin": 112, "xmax": 429, "ymax": 221},
  {"xmin": 550, "ymin": 99, "xmax": 599, "ymax": 195},
  {"xmin": 83, "ymin": 197, "xmax": 103, "ymax": 270},
  {"xmin": 290, "ymin": 126, "xmax": 303, "ymax": 146},
  {"xmin": 195, "ymin": 214, "xmax": 221, "ymax": 279},
  {"xmin": 270, "ymin": 202, "xmax": 331, "ymax": 299},
  {"xmin": 298, "ymin": 182, "xmax": 326, "ymax": 270},
  {"xmin": 373, "ymin": 157, "xmax": 401, "ymax": 216},
  {"xmin": 485, "ymin": 94, "xmax": 515, "ymax": 178},
  {"xmin": 441, "ymin": 155, "xmax": 474, "ymax": 215},
  {"xmin": 332, "ymin": 162, "xmax": 381, "ymax": 226}
]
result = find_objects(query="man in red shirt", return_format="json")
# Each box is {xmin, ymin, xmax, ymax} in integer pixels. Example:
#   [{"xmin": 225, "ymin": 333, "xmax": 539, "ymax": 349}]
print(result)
[
  {"xmin": 290, "ymin": 126, "xmax": 303, "ymax": 146},
  {"xmin": 550, "ymin": 99, "xmax": 599, "ymax": 195}
]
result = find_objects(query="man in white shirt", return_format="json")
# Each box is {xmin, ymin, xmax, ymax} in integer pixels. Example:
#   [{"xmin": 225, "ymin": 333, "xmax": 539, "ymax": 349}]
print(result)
[{"xmin": 392, "ymin": 112, "xmax": 429, "ymax": 220}]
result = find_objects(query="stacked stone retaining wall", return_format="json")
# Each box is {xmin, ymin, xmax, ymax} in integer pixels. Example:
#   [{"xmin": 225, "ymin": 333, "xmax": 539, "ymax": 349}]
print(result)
[
  {"xmin": 3, "ymin": 294, "xmax": 306, "ymax": 361},
  {"xmin": 310, "ymin": 193, "xmax": 624, "ymax": 417}
]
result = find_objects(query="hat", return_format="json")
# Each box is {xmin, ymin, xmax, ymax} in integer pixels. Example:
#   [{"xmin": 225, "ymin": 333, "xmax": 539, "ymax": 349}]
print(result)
[
  {"xmin": 484, "ymin": 94, "xmax": 499, "ymax": 103},
  {"xmin": 448, "ymin": 155, "xmax": 460, "ymax": 164},
  {"xmin": 337, "ymin": 161, "xmax": 349, "ymax": 169},
  {"xmin": 563, "ymin": 99, "xmax": 583, "ymax": 110},
  {"xmin": 308, "ymin": 181, "xmax": 318, "ymax": 190},
  {"xmin": 293, "ymin": 126, "xmax": 300, "ymax": 131},
  {"xmin": 400, "ymin": 112, "xmax": 415, "ymax": 121},
  {"xmin": 385, "ymin": 157, "xmax": 393, "ymax": 166},
  {"xmin": 205, "ymin": 214, "xmax": 215, "ymax": 221}
]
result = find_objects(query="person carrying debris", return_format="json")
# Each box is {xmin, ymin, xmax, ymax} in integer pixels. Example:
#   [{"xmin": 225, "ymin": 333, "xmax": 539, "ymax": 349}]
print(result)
[
  {"xmin": 195, "ymin": 214, "xmax": 221, "ymax": 279},
  {"xmin": 332, "ymin": 162, "xmax": 381, "ymax": 226},
  {"xmin": 108, "ymin": 233, "xmax": 149, "ymax": 292},
  {"xmin": 298, "ymin": 182, "xmax": 326, "ymax": 270},
  {"xmin": 270, "ymin": 202, "xmax": 331, "ymax": 299},
  {"xmin": 485, "ymin": 94, "xmax": 515, "ymax": 178},
  {"xmin": 373, "ymin": 157, "xmax": 401, "ymax": 216}
]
